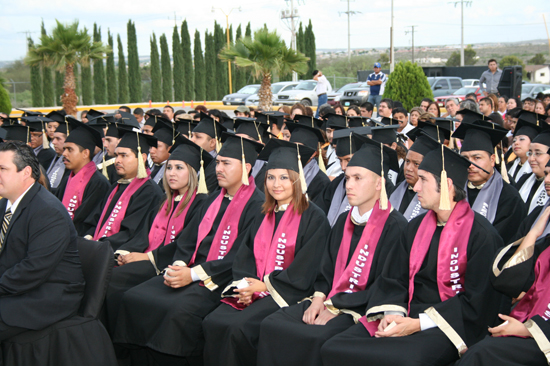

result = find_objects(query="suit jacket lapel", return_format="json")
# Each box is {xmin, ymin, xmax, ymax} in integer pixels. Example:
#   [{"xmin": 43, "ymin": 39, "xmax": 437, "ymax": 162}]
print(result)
[{"xmin": 2, "ymin": 184, "xmax": 41, "ymax": 243}]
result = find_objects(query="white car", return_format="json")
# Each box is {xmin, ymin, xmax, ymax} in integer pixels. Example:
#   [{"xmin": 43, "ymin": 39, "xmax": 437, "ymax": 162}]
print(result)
[
  {"xmin": 274, "ymin": 80, "xmax": 318, "ymax": 106},
  {"xmin": 245, "ymin": 82, "xmax": 298, "ymax": 106},
  {"xmin": 462, "ymin": 79, "xmax": 480, "ymax": 87}
]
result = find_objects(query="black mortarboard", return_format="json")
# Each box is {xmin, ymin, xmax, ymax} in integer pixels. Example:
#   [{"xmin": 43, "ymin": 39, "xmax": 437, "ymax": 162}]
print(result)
[
  {"xmin": 507, "ymin": 107, "xmax": 523, "ymax": 118},
  {"xmin": 456, "ymin": 109, "xmax": 485, "ymax": 124},
  {"xmin": 287, "ymin": 123, "xmax": 325, "ymax": 150},
  {"xmin": 16, "ymin": 108, "xmax": 44, "ymax": 117},
  {"xmin": 348, "ymin": 116, "xmax": 370, "ymax": 128},
  {"xmin": 89, "ymin": 114, "xmax": 117, "ymax": 125},
  {"xmin": 152, "ymin": 120, "xmax": 177, "ymax": 147},
  {"xmin": 518, "ymin": 110, "xmax": 547, "ymax": 127},
  {"xmin": 167, "ymin": 136, "xmax": 213, "ymax": 173},
  {"xmin": 407, "ymin": 121, "xmax": 450, "ymax": 143},
  {"xmin": 218, "ymin": 132, "xmax": 263, "ymax": 166},
  {"xmin": 409, "ymin": 132, "xmax": 441, "ymax": 157},
  {"xmin": 1, "ymin": 117, "xmax": 19, "ymax": 125},
  {"xmin": 219, "ymin": 115, "xmax": 235, "ymax": 131},
  {"xmin": 117, "ymin": 129, "xmax": 157, "ymax": 155},
  {"xmin": 65, "ymin": 121, "xmax": 103, "ymax": 153},
  {"xmin": 175, "ymin": 119, "xmax": 197, "ymax": 138},
  {"xmin": 54, "ymin": 116, "xmax": 80, "ymax": 136},
  {"xmin": 380, "ymin": 116, "xmax": 400, "ymax": 126},
  {"xmin": 371, "ymin": 125, "xmax": 400, "ymax": 145},
  {"xmin": 434, "ymin": 118, "xmax": 457, "ymax": 133},
  {"xmin": 419, "ymin": 145, "xmax": 472, "ymax": 190},
  {"xmin": 86, "ymin": 109, "xmax": 105, "ymax": 119},
  {"xmin": 2, "ymin": 124, "xmax": 36, "ymax": 143},
  {"xmin": 333, "ymin": 127, "xmax": 372, "ymax": 157},
  {"xmin": 144, "ymin": 115, "xmax": 171, "ymax": 128},
  {"xmin": 349, "ymin": 136, "xmax": 399, "ymax": 174},
  {"xmin": 234, "ymin": 118, "xmax": 270, "ymax": 143},
  {"xmin": 256, "ymin": 111, "xmax": 286, "ymax": 130},
  {"xmin": 294, "ymin": 115, "xmax": 324, "ymax": 130},
  {"xmin": 514, "ymin": 119, "xmax": 541, "ymax": 140},
  {"xmin": 21, "ymin": 116, "xmax": 53, "ymax": 149},
  {"xmin": 193, "ymin": 113, "xmax": 227, "ymax": 151},
  {"xmin": 452, "ymin": 122, "xmax": 507, "ymax": 154},
  {"xmin": 532, "ymin": 128, "xmax": 550, "ymax": 148},
  {"xmin": 46, "ymin": 110, "xmax": 67, "ymax": 124},
  {"xmin": 118, "ymin": 112, "xmax": 140, "ymax": 129},
  {"xmin": 326, "ymin": 113, "xmax": 350, "ymax": 130}
]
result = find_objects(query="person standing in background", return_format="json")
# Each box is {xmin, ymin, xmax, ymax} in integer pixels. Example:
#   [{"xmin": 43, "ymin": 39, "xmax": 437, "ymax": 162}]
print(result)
[
  {"xmin": 479, "ymin": 59, "xmax": 502, "ymax": 96},
  {"xmin": 366, "ymin": 62, "xmax": 388, "ymax": 112},
  {"xmin": 313, "ymin": 70, "xmax": 332, "ymax": 118}
]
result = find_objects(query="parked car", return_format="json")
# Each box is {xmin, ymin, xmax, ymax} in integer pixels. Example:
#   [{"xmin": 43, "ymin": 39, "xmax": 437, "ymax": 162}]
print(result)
[
  {"xmin": 435, "ymin": 86, "xmax": 482, "ymax": 107},
  {"xmin": 222, "ymin": 84, "xmax": 260, "ymax": 106},
  {"xmin": 521, "ymin": 83, "xmax": 550, "ymax": 100},
  {"xmin": 462, "ymin": 79, "xmax": 480, "ymax": 87},
  {"xmin": 274, "ymin": 80, "xmax": 318, "ymax": 106},
  {"xmin": 338, "ymin": 82, "xmax": 371, "ymax": 107},
  {"xmin": 427, "ymin": 77, "xmax": 464, "ymax": 97},
  {"xmin": 327, "ymin": 82, "xmax": 362, "ymax": 106},
  {"xmin": 245, "ymin": 82, "xmax": 298, "ymax": 106}
]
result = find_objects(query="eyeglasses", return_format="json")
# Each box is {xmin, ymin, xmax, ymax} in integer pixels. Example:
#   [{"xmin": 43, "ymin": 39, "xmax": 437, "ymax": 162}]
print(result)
[{"xmin": 527, "ymin": 151, "xmax": 547, "ymax": 157}]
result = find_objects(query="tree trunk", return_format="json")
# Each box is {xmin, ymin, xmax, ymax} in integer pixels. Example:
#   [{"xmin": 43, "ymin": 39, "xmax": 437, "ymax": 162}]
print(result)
[
  {"xmin": 258, "ymin": 72, "xmax": 272, "ymax": 111},
  {"xmin": 62, "ymin": 63, "xmax": 78, "ymax": 116}
]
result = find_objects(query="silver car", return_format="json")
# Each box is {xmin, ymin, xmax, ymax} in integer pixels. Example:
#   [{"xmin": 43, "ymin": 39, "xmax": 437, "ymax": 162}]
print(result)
[
  {"xmin": 274, "ymin": 80, "xmax": 318, "ymax": 106},
  {"xmin": 245, "ymin": 82, "xmax": 298, "ymax": 106}
]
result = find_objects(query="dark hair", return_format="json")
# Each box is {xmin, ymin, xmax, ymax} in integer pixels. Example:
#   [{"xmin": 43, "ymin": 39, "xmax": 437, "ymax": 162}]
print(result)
[
  {"xmin": 421, "ymin": 98, "xmax": 433, "ymax": 104},
  {"xmin": 119, "ymin": 106, "xmax": 131, "ymax": 113},
  {"xmin": 426, "ymin": 101, "xmax": 441, "ymax": 117},
  {"xmin": 499, "ymin": 95, "xmax": 509, "ymax": 103},
  {"xmin": 392, "ymin": 101, "xmax": 404, "ymax": 109},
  {"xmin": 147, "ymin": 109, "xmax": 161, "ymax": 116},
  {"xmin": 333, "ymin": 104, "xmax": 345, "ymax": 115},
  {"xmin": 305, "ymin": 106, "xmax": 314, "ymax": 116},
  {"xmin": 347, "ymin": 106, "xmax": 361, "ymax": 116},
  {"xmin": 488, "ymin": 59, "xmax": 497, "ymax": 65},
  {"xmin": 392, "ymin": 106, "xmax": 408, "ymax": 116},
  {"xmin": 465, "ymin": 92, "xmax": 477, "ymax": 101},
  {"xmin": 360, "ymin": 102, "xmax": 374, "ymax": 112},
  {"xmin": 480, "ymin": 97, "xmax": 494, "ymax": 109},
  {"xmin": 174, "ymin": 110, "xmax": 187, "ymax": 118},
  {"xmin": 523, "ymin": 97, "xmax": 536, "ymax": 105},
  {"xmin": 312, "ymin": 70, "xmax": 319, "ymax": 77},
  {"xmin": 163, "ymin": 105, "xmax": 174, "ymax": 112},
  {"xmin": 133, "ymin": 107, "xmax": 144, "ymax": 116},
  {"xmin": 0, "ymin": 141, "xmax": 41, "ymax": 181},
  {"xmin": 195, "ymin": 105, "xmax": 208, "ymax": 113},
  {"xmin": 380, "ymin": 98, "xmax": 393, "ymax": 109},
  {"xmin": 209, "ymin": 109, "xmax": 221, "ymax": 119},
  {"xmin": 433, "ymin": 173, "xmax": 466, "ymax": 202},
  {"xmin": 319, "ymin": 105, "xmax": 335, "ymax": 118}
]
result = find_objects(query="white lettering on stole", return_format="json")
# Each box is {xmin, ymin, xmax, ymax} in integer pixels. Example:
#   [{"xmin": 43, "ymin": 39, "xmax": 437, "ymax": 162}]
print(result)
[
  {"xmin": 449, "ymin": 247, "xmax": 463, "ymax": 293},
  {"xmin": 218, "ymin": 225, "xmax": 231, "ymax": 259},
  {"xmin": 346, "ymin": 244, "xmax": 369, "ymax": 293},
  {"xmin": 480, "ymin": 202, "xmax": 489, "ymax": 218},
  {"xmin": 274, "ymin": 233, "xmax": 287, "ymax": 270},
  {"xmin": 409, "ymin": 202, "xmax": 422, "ymax": 221}
]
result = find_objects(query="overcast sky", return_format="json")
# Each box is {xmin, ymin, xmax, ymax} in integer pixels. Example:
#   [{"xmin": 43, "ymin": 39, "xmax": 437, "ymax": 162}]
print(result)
[{"xmin": 1, "ymin": 0, "xmax": 548, "ymax": 62}]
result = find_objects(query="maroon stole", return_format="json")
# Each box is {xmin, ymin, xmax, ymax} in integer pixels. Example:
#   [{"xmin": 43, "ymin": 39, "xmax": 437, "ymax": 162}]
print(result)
[
  {"xmin": 188, "ymin": 176, "xmax": 256, "ymax": 266},
  {"xmin": 145, "ymin": 190, "xmax": 197, "ymax": 253},
  {"xmin": 510, "ymin": 245, "xmax": 550, "ymax": 323},
  {"xmin": 93, "ymin": 176, "xmax": 150, "ymax": 240},
  {"xmin": 222, "ymin": 203, "xmax": 302, "ymax": 310},
  {"xmin": 62, "ymin": 161, "xmax": 97, "ymax": 219}
]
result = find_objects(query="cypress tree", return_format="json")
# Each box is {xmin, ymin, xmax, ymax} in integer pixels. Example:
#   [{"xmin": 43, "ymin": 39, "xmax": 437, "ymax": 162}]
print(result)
[
  {"xmin": 159, "ymin": 34, "xmax": 173, "ymax": 102},
  {"xmin": 41, "ymin": 21, "xmax": 55, "ymax": 107},
  {"xmin": 55, "ymin": 71, "xmax": 64, "ymax": 107},
  {"xmin": 234, "ymin": 25, "xmax": 246, "ymax": 91},
  {"xmin": 150, "ymin": 33, "xmax": 162, "ymax": 102},
  {"xmin": 193, "ymin": 30, "xmax": 206, "ymax": 101},
  {"xmin": 245, "ymin": 22, "xmax": 252, "ymax": 38},
  {"xmin": 214, "ymin": 22, "xmax": 227, "ymax": 99},
  {"xmin": 117, "ymin": 34, "xmax": 129, "ymax": 104},
  {"xmin": 305, "ymin": 20, "xmax": 316, "ymax": 77},
  {"xmin": 0, "ymin": 77, "xmax": 12, "ymax": 114},
  {"xmin": 81, "ymin": 63, "xmax": 93, "ymax": 106},
  {"xmin": 127, "ymin": 20, "xmax": 141, "ymax": 102},
  {"xmin": 172, "ymin": 26, "xmax": 184, "ymax": 101},
  {"xmin": 297, "ymin": 22, "xmax": 305, "ymax": 53},
  {"xmin": 93, "ymin": 23, "xmax": 107, "ymax": 104},
  {"xmin": 204, "ymin": 31, "xmax": 217, "ymax": 101},
  {"xmin": 106, "ymin": 30, "xmax": 117, "ymax": 104},
  {"xmin": 28, "ymin": 37, "xmax": 43, "ymax": 107},
  {"xmin": 181, "ymin": 20, "xmax": 194, "ymax": 100}
]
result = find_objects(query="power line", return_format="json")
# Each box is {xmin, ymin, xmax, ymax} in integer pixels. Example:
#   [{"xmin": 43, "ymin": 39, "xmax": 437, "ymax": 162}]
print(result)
[{"xmin": 405, "ymin": 25, "xmax": 418, "ymax": 63}]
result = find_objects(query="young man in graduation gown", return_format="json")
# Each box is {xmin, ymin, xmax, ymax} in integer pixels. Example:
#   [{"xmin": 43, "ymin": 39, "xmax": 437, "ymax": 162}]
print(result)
[
  {"xmin": 456, "ymin": 205, "xmax": 550, "ymax": 365},
  {"xmin": 452, "ymin": 121, "xmax": 527, "ymax": 244},
  {"xmin": 54, "ymin": 122, "xmax": 111, "ymax": 237},
  {"xmin": 516, "ymin": 128, "xmax": 550, "ymax": 214},
  {"xmin": 47, "ymin": 119, "xmax": 72, "ymax": 191},
  {"xmin": 321, "ymin": 144, "xmax": 505, "ymax": 366},
  {"xmin": 21, "ymin": 117, "xmax": 57, "ymax": 170},
  {"xmin": 88, "ymin": 130, "xmax": 163, "ymax": 255},
  {"xmin": 286, "ymin": 120, "xmax": 330, "ymax": 207},
  {"xmin": 0, "ymin": 141, "xmax": 84, "ymax": 341},
  {"xmin": 191, "ymin": 113, "xmax": 227, "ymax": 193},
  {"xmin": 507, "ymin": 119, "xmax": 538, "ymax": 185},
  {"xmin": 256, "ymin": 137, "xmax": 408, "ymax": 366},
  {"xmin": 111, "ymin": 134, "xmax": 264, "ymax": 364},
  {"xmin": 202, "ymin": 138, "xmax": 330, "ymax": 366},
  {"xmin": 370, "ymin": 123, "xmax": 402, "ymax": 186},
  {"xmin": 98, "ymin": 122, "xmax": 125, "ymax": 184},
  {"xmin": 150, "ymin": 120, "xmax": 178, "ymax": 188},
  {"xmin": 234, "ymin": 117, "xmax": 271, "ymax": 192}
]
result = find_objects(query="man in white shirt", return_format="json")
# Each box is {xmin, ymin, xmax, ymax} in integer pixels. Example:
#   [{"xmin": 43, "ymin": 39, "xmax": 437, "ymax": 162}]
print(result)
[{"xmin": 313, "ymin": 70, "xmax": 332, "ymax": 118}]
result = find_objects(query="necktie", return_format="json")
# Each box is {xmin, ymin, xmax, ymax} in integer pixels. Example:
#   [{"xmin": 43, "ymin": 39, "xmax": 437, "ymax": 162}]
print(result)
[{"xmin": 0, "ymin": 208, "xmax": 12, "ymax": 250}]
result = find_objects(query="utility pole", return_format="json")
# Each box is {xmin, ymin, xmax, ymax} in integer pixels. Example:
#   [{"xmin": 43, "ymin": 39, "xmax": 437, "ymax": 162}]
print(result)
[
  {"xmin": 281, "ymin": 0, "xmax": 300, "ymax": 81},
  {"xmin": 212, "ymin": 6, "xmax": 241, "ymax": 93},
  {"xmin": 405, "ymin": 26, "xmax": 418, "ymax": 63},
  {"xmin": 449, "ymin": 0, "xmax": 472, "ymax": 66},
  {"xmin": 390, "ymin": 0, "xmax": 394, "ymax": 72},
  {"xmin": 340, "ymin": 0, "xmax": 361, "ymax": 63}
]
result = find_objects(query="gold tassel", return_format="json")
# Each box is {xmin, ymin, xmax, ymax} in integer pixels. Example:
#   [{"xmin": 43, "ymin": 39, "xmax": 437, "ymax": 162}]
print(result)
[
  {"xmin": 101, "ymin": 153, "xmax": 109, "ymax": 179},
  {"xmin": 214, "ymin": 121, "xmax": 221, "ymax": 153},
  {"xmin": 448, "ymin": 136, "xmax": 455, "ymax": 150},
  {"xmin": 379, "ymin": 143, "xmax": 388, "ymax": 210},
  {"xmin": 42, "ymin": 128, "xmax": 49, "ymax": 149},
  {"xmin": 136, "ymin": 133, "xmax": 148, "ymax": 179},
  {"xmin": 318, "ymin": 145, "xmax": 327, "ymax": 173},
  {"xmin": 501, "ymin": 150, "xmax": 509, "ymax": 183},
  {"xmin": 241, "ymin": 138, "xmax": 249, "ymax": 186},
  {"xmin": 197, "ymin": 149, "xmax": 208, "ymax": 194},
  {"xmin": 494, "ymin": 146, "xmax": 500, "ymax": 165},
  {"xmin": 439, "ymin": 145, "xmax": 451, "ymax": 210},
  {"xmin": 297, "ymin": 145, "xmax": 308, "ymax": 195}
]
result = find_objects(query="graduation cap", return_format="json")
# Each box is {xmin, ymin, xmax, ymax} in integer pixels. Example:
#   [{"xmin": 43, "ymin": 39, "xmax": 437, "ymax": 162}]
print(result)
[
  {"xmin": 152, "ymin": 120, "xmax": 178, "ymax": 147},
  {"xmin": 380, "ymin": 116, "xmax": 400, "ymax": 126},
  {"xmin": 517, "ymin": 110, "xmax": 547, "ymax": 127},
  {"xmin": 1, "ymin": 117, "xmax": 19, "ymax": 125},
  {"xmin": 21, "ymin": 116, "xmax": 53, "ymax": 149},
  {"xmin": 193, "ymin": 113, "xmax": 227, "ymax": 152},
  {"xmin": 168, "ymin": 135, "xmax": 213, "ymax": 194},
  {"xmin": 333, "ymin": 127, "xmax": 372, "ymax": 157},
  {"xmin": 256, "ymin": 111, "xmax": 286, "ymax": 131},
  {"xmin": 348, "ymin": 116, "xmax": 370, "ymax": 128},
  {"xmin": 532, "ymin": 127, "xmax": 550, "ymax": 148},
  {"xmin": 409, "ymin": 132, "xmax": 442, "ymax": 157},
  {"xmin": 219, "ymin": 115, "xmax": 235, "ymax": 131},
  {"xmin": 294, "ymin": 115, "xmax": 324, "ymax": 130},
  {"xmin": 452, "ymin": 122, "xmax": 507, "ymax": 154},
  {"xmin": 117, "ymin": 112, "xmax": 140, "ymax": 129},
  {"xmin": 175, "ymin": 119, "xmax": 197, "ymax": 139},
  {"xmin": 456, "ymin": 109, "xmax": 485, "ymax": 124},
  {"xmin": 286, "ymin": 122, "xmax": 327, "ymax": 172},
  {"xmin": 513, "ymin": 119, "xmax": 541, "ymax": 140},
  {"xmin": 507, "ymin": 107, "xmax": 523, "ymax": 118},
  {"xmin": 2, "ymin": 124, "xmax": 36, "ymax": 143},
  {"xmin": 234, "ymin": 117, "xmax": 270, "ymax": 143},
  {"xmin": 65, "ymin": 121, "xmax": 103, "ymax": 155},
  {"xmin": 117, "ymin": 129, "xmax": 158, "ymax": 179},
  {"xmin": 89, "ymin": 114, "xmax": 117, "ymax": 125},
  {"xmin": 86, "ymin": 109, "xmax": 105, "ymax": 119},
  {"xmin": 46, "ymin": 110, "xmax": 67, "ymax": 124},
  {"xmin": 218, "ymin": 132, "xmax": 264, "ymax": 186},
  {"xmin": 144, "ymin": 115, "xmax": 170, "ymax": 128},
  {"xmin": 371, "ymin": 125, "xmax": 400, "ymax": 146},
  {"xmin": 16, "ymin": 108, "xmax": 44, "ymax": 117},
  {"xmin": 326, "ymin": 113, "xmax": 350, "ymax": 130},
  {"xmin": 407, "ymin": 121, "xmax": 450, "ymax": 143},
  {"xmin": 54, "ymin": 116, "xmax": 80, "ymax": 136},
  {"xmin": 347, "ymin": 137, "xmax": 399, "ymax": 210},
  {"xmin": 257, "ymin": 138, "xmax": 316, "ymax": 194}
]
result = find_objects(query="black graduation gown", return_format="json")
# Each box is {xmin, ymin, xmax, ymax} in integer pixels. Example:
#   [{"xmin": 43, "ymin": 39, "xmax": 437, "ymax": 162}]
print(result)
[
  {"xmin": 257, "ymin": 209, "xmax": 407, "ymax": 366},
  {"xmin": 254, "ymin": 163, "xmax": 267, "ymax": 194},
  {"xmin": 111, "ymin": 189, "xmax": 265, "ymax": 358},
  {"xmin": 205, "ymin": 159, "xmax": 220, "ymax": 193},
  {"xmin": 321, "ymin": 209, "xmax": 505, "ymax": 366},
  {"xmin": 36, "ymin": 147, "xmax": 56, "ymax": 170},
  {"xmin": 512, "ymin": 205, "xmax": 544, "ymax": 242},
  {"xmin": 94, "ymin": 179, "xmax": 163, "ymax": 252},
  {"xmin": 467, "ymin": 181, "xmax": 526, "ymax": 244},
  {"xmin": 318, "ymin": 174, "xmax": 345, "ymax": 214},
  {"xmin": 202, "ymin": 203, "xmax": 330, "ymax": 366},
  {"xmin": 102, "ymin": 193, "xmax": 208, "ymax": 335},
  {"xmin": 54, "ymin": 170, "xmax": 111, "ymax": 237},
  {"xmin": 456, "ymin": 236, "xmax": 550, "ymax": 366},
  {"xmin": 308, "ymin": 170, "xmax": 330, "ymax": 209}
]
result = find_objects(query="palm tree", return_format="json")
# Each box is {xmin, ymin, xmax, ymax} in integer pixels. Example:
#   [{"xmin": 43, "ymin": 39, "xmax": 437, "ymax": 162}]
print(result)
[
  {"xmin": 25, "ymin": 20, "xmax": 110, "ymax": 116},
  {"xmin": 219, "ymin": 29, "xmax": 309, "ymax": 111}
]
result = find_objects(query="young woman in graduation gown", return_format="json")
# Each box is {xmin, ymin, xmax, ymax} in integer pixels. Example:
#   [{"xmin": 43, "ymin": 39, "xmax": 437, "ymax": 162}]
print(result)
[
  {"xmin": 457, "ymin": 206, "xmax": 550, "ymax": 366},
  {"xmin": 103, "ymin": 138, "xmax": 211, "ymax": 334},
  {"xmin": 202, "ymin": 139, "xmax": 331, "ymax": 366},
  {"xmin": 257, "ymin": 137, "xmax": 408, "ymax": 366}
]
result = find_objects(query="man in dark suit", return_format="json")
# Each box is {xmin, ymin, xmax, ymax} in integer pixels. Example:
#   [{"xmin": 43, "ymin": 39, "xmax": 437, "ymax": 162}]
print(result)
[{"xmin": 0, "ymin": 141, "xmax": 85, "ymax": 341}]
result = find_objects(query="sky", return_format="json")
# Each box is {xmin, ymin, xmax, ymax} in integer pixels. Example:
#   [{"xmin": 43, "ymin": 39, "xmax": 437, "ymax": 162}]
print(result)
[{"xmin": 0, "ymin": 0, "xmax": 548, "ymax": 62}]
